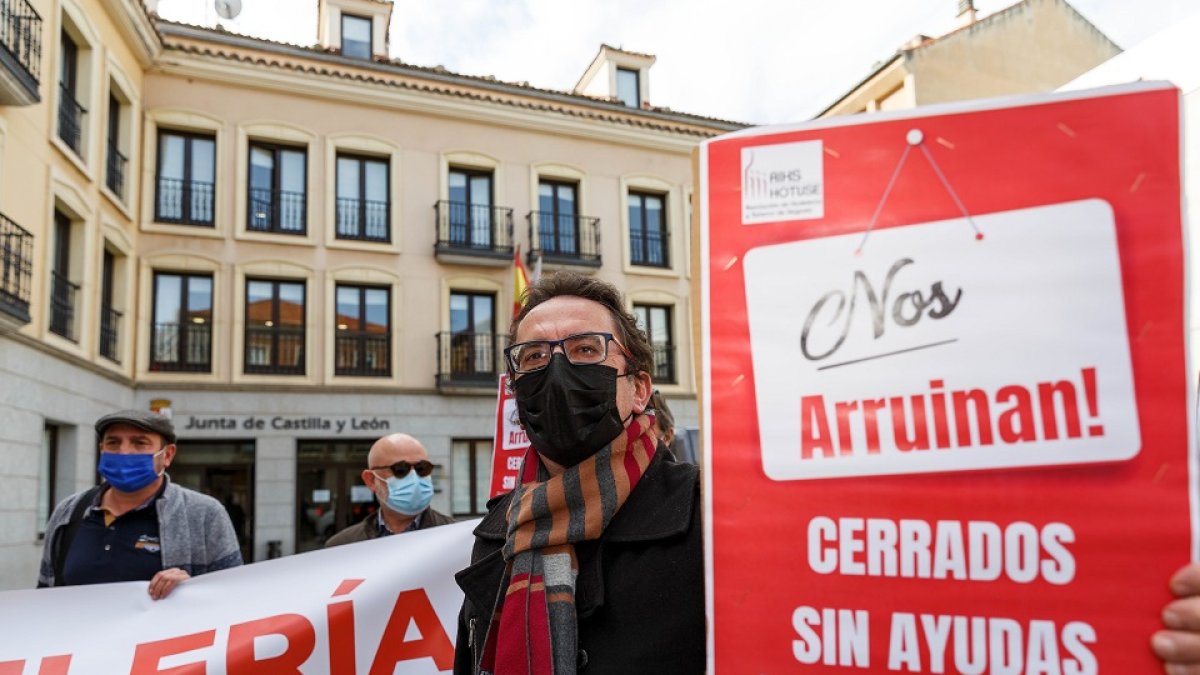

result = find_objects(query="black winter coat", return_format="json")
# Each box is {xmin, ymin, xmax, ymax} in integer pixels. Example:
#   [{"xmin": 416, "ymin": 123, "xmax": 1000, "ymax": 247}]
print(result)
[{"xmin": 453, "ymin": 449, "xmax": 704, "ymax": 674}]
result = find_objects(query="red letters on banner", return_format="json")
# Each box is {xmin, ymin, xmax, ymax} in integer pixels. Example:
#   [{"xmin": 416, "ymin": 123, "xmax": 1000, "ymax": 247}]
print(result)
[
  {"xmin": 7, "ymin": 583, "xmax": 455, "ymax": 673},
  {"xmin": 130, "ymin": 630, "xmax": 215, "ymax": 674}
]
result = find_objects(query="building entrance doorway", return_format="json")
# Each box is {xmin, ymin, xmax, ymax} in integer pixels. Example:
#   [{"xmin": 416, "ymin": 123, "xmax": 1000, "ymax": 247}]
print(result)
[
  {"xmin": 296, "ymin": 439, "xmax": 377, "ymax": 553},
  {"xmin": 170, "ymin": 439, "xmax": 255, "ymax": 562}
]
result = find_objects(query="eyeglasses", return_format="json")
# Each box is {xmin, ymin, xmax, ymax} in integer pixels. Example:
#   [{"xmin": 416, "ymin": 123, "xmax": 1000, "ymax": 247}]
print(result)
[
  {"xmin": 504, "ymin": 332, "xmax": 631, "ymax": 375},
  {"xmin": 368, "ymin": 460, "xmax": 435, "ymax": 478}
]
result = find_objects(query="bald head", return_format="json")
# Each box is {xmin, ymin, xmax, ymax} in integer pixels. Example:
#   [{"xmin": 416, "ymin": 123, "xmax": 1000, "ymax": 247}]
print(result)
[{"xmin": 367, "ymin": 433, "xmax": 429, "ymax": 468}]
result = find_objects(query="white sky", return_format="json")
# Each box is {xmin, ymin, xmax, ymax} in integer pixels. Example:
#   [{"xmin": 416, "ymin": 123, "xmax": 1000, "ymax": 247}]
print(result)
[{"xmin": 156, "ymin": 0, "xmax": 1199, "ymax": 125}]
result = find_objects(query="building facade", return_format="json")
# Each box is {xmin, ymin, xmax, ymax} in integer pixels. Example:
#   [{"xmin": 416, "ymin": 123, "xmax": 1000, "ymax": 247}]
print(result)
[
  {"xmin": 818, "ymin": 0, "xmax": 1121, "ymax": 117},
  {"xmin": 0, "ymin": 0, "xmax": 740, "ymax": 587}
]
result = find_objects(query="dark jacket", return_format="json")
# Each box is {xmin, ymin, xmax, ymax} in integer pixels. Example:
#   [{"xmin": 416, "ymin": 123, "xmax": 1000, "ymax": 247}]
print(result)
[
  {"xmin": 325, "ymin": 506, "xmax": 456, "ymax": 547},
  {"xmin": 453, "ymin": 449, "xmax": 703, "ymax": 674}
]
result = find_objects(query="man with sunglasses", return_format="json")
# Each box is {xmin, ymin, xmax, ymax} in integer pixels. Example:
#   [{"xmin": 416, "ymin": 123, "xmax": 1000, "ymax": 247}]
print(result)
[
  {"xmin": 454, "ymin": 272, "xmax": 703, "ymax": 674},
  {"xmin": 326, "ymin": 433, "xmax": 454, "ymax": 547}
]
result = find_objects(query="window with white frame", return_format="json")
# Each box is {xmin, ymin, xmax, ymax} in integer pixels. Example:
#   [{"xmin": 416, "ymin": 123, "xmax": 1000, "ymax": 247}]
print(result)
[{"xmin": 341, "ymin": 14, "xmax": 371, "ymax": 59}]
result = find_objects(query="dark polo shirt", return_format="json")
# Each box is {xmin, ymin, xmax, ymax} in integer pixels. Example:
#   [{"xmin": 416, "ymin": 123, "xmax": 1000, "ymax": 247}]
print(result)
[{"xmin": 61, "ymin": 483, "xmax": 165, "ymax": 586}]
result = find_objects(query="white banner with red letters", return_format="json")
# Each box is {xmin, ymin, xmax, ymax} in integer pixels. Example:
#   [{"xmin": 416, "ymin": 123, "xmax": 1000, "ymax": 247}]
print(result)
[
  {"xmin": 701, "ymin": 82, "xmax": 1194, "ymax": 673},
  {"xmin": 0, "ymin": 520, "xmax": 477, "ymax": 674}
]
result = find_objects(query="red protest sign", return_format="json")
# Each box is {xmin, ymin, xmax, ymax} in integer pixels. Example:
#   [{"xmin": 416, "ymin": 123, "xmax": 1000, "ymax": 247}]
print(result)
[
  {"xmin": 489, "ymin": 373, "xmax": 529, "ymax": 498},
  {"xmin": 700, "ymin": 83, "xmax": 1190, "ymax": 673}
]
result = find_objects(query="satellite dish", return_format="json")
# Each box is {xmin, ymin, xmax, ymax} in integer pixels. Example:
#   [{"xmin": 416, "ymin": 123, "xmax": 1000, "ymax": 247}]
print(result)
[{"xmin": 214, "ymin": 0, "xmax": 242, "ymax": 20}]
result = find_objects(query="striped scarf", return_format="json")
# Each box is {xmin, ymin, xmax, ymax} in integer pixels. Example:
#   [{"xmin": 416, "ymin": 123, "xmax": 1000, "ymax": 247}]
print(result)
[{"xmin": 478, "ymin": 413, "xmax": 658, "ymax": 675}]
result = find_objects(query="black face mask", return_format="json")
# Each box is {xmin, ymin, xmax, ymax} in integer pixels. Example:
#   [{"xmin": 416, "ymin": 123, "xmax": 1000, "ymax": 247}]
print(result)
[{"xmin": 512, "ymin": 353, "xmax": 627, "ymax": 467}]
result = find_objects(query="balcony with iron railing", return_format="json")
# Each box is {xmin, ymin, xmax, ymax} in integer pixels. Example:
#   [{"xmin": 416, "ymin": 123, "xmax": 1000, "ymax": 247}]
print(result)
[
  {"xmin": 527, "ymin": 211, "xmax": 601, "ymax": 267},
  {"xmin": 156, "ymin": 177, "xmax": 214, "ymax": 226},
  {"xmin": 56, "ymin": 84, "xmax": 86, "ymax": 156},
  {"xmin": 245, "ymin": 325, "xmax": 305, "ymax": 375},
  {"xmin": 49, "ymin": 270, "xmax": 78, "ymax": 341},
  {"xmin": 0, "ymin": 212, "xmax": 32, "ymax": 326},
  {"xmin": 631, "ymin": 226, "xmax": 670, "ymax": 268},
  {"xmin": 435, "ymin": 331, "xmax": 507, "ymax": 391},
  {"xmin": 336, "ymin": 197, "xmax": 389, "ymax": 242},
  {"xmin": 335, "ymin": 330, "xmax": 391, "ymax": 377},
  {"xmin": 649, "ymin": 343, "xmax": 677, "ymax": 385},
  {"xmin": 99, "ymin": 305, "xmax": 121, "ymax": 362},
  {"xmin": 0, "ymin": 0, "xmax": 41, "ymax": 105},
  {"xmin": 248, "ymin": 187, "xmax": 306, "ymax": 235},
  {"xmin": 433, "ymin": 200, "xmax": 514, "ymax": 266},
  {"xmin": 105, "ymin": 142, "xmax": 127, "ymax": 199},
  {"xmin": 150, "ymin": 321, "xmax": 213, "ymax": 372}
]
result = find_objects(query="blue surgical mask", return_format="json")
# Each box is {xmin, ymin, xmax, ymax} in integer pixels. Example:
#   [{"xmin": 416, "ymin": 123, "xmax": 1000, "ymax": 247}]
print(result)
[
  {"xmin": 98, "ymin": 449, "xmax": 165, "ymax": 493},
  {"xmin": 378, "ymin": 471, "xmax": 433, "ymax": 516}
]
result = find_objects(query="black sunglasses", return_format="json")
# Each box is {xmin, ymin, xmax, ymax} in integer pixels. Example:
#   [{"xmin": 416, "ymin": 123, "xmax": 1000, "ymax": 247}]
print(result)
[{"xmin": 368, "ymin": 460, "xmax": 435, "ymax": 478}]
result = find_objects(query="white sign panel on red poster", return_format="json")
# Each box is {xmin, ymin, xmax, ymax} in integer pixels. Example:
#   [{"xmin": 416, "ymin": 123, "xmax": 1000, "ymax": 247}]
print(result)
[
  {"xmin": 490, "ymin": 373, "xmax": 530, "ymax": 498},
  {"xmin": 0, "ymin": 520, "xmax": 475, "ymax": 673},
  {"xmin": 701, "ymin": 83, "xmax": 1192, "ymax": 673}
]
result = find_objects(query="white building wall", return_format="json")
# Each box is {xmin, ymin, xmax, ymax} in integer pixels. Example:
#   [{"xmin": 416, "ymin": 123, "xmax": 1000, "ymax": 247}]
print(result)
[{"xmin": 0, "ymin": 338, "xmax": 136, "ymax": 590}]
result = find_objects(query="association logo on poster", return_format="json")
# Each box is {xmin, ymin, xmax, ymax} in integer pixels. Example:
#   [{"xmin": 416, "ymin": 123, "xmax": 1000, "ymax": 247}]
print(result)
[{"xmin": 741, "ymin": 140, "xmax": 824, "ymax": 224}]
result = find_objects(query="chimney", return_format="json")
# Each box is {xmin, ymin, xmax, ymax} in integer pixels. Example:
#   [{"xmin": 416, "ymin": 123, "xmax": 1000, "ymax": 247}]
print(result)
[{"xmin": 956, "ymin": 0, "xmax": 977, "ymax": 28}]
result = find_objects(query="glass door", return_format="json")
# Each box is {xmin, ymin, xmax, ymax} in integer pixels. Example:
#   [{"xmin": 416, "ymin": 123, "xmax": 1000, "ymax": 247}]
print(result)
[
  {"xmin": 170, "ymin": 440, "xmax": 255, "ymax": 562},
  {"xmin": 296, "ymin": 440, "xmax": 376, "ymax": 553}
]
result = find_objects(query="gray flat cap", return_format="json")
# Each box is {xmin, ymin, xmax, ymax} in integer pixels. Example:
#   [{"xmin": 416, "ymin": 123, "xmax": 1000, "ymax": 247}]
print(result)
[{"xmin": 95, "ymin": 410, "xmax": 177, "ymax": 444}]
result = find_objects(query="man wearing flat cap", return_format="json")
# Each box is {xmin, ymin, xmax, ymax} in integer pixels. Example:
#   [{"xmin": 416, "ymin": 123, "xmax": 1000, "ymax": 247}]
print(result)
[{"xmin": 37, "ymin": 410, "xmax": 242, "ymax": 599}]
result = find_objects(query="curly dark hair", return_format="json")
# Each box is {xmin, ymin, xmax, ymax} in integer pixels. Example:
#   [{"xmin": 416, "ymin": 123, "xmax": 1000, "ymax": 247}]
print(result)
[{"xmin": 509, "ymin": 271, "xmax": 653, "ymax": 375}]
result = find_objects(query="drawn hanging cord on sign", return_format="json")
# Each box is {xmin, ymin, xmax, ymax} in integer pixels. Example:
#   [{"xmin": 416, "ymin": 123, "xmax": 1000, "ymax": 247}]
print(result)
[{"xmin": 855, "ymin": 129, "xmax": 984, "ymax": 254}]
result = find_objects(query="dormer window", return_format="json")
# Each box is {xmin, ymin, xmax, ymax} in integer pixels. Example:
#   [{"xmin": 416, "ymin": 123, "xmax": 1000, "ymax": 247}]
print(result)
[
  {"xmin": 573, "ymin": 45, "xmax": 655, "ymax": 111},
  {"xmin": 616, "ymin": 67, "xmax": 640, "ymax": 108},
  {"xmin": 341, "ymin": 14, "xmax": 371, "ymax": 59}
]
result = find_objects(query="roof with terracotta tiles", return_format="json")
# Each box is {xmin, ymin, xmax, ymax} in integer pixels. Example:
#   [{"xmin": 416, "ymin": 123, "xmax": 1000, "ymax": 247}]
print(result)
[{"xmin": 155, "ymin": 20, "xmax": 745, "ymax": 136}]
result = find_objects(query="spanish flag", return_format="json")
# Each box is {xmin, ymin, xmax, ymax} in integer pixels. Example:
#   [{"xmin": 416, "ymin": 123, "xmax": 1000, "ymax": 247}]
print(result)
[{"xmin": 513, "ymin": 245, "xmax": 530, "ymax": 319}]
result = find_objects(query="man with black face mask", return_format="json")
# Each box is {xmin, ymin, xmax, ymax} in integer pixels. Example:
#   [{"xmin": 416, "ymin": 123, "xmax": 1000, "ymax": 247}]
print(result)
[
  {"xmin": 453, "ymin": 272, "xmax": 703, "ymax": 674},
  {"xmin": 37, "ymin": 410, "xmax": 242, "ymax": 599}
]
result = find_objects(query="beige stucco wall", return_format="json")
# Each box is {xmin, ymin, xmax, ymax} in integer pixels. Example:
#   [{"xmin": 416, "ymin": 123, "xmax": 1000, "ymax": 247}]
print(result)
[
  {"xmin": 136, "ymin": 69, "xmax": 700, "ymax": 395},
  {"xmin": 909, "ymin": 0, "xmax": 1121, "ymax": 105},
  {"xmin": 1, "ymin": 0, "xmax": 146, "ymax": 380}
]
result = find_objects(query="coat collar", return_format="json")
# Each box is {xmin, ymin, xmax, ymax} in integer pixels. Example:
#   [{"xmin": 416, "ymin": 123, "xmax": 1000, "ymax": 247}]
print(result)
[
  {"xmin": 471, "ymin": 446, "xmax": 697, "ymax": 544},
  {"xmin": 456, "ymin": 447, "xmax": 698, "ymax": 623}
]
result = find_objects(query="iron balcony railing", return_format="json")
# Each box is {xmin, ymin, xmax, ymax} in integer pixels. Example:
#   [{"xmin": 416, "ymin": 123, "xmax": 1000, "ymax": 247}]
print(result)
[
  {"xmin": 106, "ymin": 142, "xmax": 127, "ymax": 199},
  {"xmin": 631, "ymin": 224, "xmax": 670, "ymax": 268},
  {"xmin": 156, "ymin": 177, "xmax": 214, "ymax": 226},
  {"xmin": 0, "ymin": 0, "xmax": 41, "ymax": 89},
  {"xmin": 57, "ymin": 83, "xmax": 86, "ymax": 155},
  {"xmin": 248, "ymin": 187, "xmax": 306, "ymax": 235},
  {"xmin": 245, "ymin": 325, "xmax": 305, "ymax": 375},
  {"xmin": 435, "ymin": 331, "xmax": 507, "ymax": 387},
  {"xmin": 150, "ymin": 321, "xmax": 212, "ymax": 372},
  {"xmin": 0, "ymin": 212, "xmax": 32, "ymax": 323},
  {"xmin": 335, "ymin": 331, "xmax": 390, "ymax": 377},
  {"xmin": 650, "ymin": 343, "xmax": 677, "ymax": 385},
  {"xmin": 99, "ymin": 305, "xmax": 121, "ymax": 362},
  {"xmin": 49, "ymin": 270, "xmax": 78, "ymax": 340},
  {"xmin": 527, "ymin": 211, "xmax": 601, "ymax": 265},
  {"xmin": 434, "ymin": 200, "xmax": 514, "ymax": 257},
  {"xmin": 336, "ymin": 197, "xmax": 389, "ymax": 242}
]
